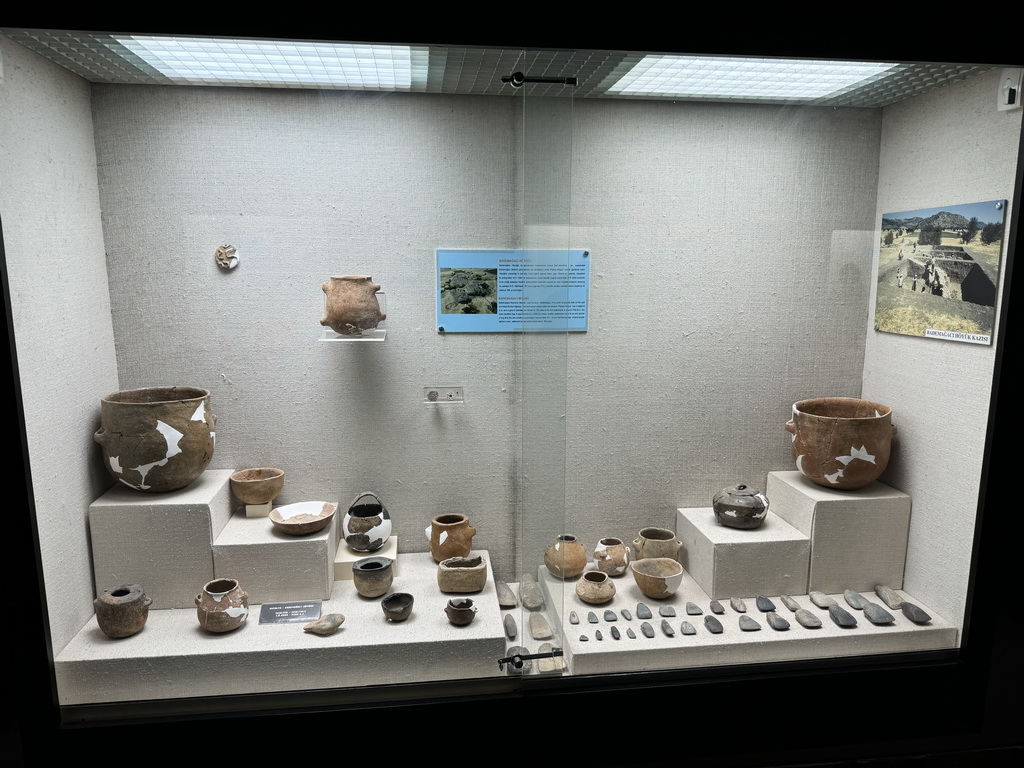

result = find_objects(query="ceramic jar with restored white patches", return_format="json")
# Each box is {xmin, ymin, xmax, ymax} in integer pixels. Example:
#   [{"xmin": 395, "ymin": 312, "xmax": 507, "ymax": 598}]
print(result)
[
  {"xmin": 593, "ymin": 537, "xmax": 631, "ymax": 576},
  {"xmin": 785, "ymin": 397, "xmax": 895, "ymax": 490},
  {"xmin": 195, "ymin": 578, "xmax": 249, "ymax": 633},
  {"xmin": 632, "ymin": 527, "xmax": 682, "ymax": 561},
  {"xmin": 543, "ymin": 534, "xmax": 587, "ymax": 579},
  {"xmin": 426, "ymin": 514, "xmax": 476, "ymax": 562},
  {"xmin": 712, "ymin": 485, "xmax": 769, "ymax": 530},
  {"xmin": 342, "ymin": 491, "xmax": 392, "ymax": 552},
  {"xmin": 94, "ymin": 386, "xmax": 216, "ymax": 493}
]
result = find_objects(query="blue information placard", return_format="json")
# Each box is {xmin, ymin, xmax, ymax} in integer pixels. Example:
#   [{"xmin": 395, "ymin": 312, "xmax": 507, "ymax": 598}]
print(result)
[{"xmin": 436, "ymin": 249, "xmax": 590, "ymax": 333}]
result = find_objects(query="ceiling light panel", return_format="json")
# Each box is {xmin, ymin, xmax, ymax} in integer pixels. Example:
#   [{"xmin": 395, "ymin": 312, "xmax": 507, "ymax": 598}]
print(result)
[{"xmin": 608, "ymin": 55, "xmax": 898, "ymax": 101}]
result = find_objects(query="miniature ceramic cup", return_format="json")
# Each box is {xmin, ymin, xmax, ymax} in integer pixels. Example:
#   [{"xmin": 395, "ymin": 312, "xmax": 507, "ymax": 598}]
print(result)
[
  {"xmin": 445, "ymin": 597, "xmax": 478, "ymax": 626},
  {"xmin": 351, "ymin": 556, "xmax": 395, "ymax": 598},
  {"xmin": 630, "ymin": 558, "xmax": 684, "ymax": 599},
  {"xmin": 632, "ymin": 527, "xmax": 683, "ymax": 561},
  {"xmin": 381, "ymin": 593, "xmax": 414, "ymax": 622},
  {"xmin": 575, "ymin": 571, "xmax": 616, "ymax": 604}
]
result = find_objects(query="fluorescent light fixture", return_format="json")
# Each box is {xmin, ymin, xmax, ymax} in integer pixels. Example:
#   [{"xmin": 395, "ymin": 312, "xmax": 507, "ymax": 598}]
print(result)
[
  {"xmin": 608, "ymin": 56, "xmax": 898, "ymax": 100},
  {"xmin": 114, "ymin": 37, "xmax": 420, "ymax": 90}
]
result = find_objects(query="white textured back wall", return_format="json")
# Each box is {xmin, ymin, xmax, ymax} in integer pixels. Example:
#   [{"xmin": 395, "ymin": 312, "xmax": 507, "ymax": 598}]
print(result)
[
  {"xmin": 866, "ymin": 69, "xmax": 1021, "ymax": 629},
  {"xmin": 92, "ymin": 86, "xmax": 882, "ymax": 586},
  {"xmin": 1, "ymin": 36, "xmax": 119, "ymax": 652}
]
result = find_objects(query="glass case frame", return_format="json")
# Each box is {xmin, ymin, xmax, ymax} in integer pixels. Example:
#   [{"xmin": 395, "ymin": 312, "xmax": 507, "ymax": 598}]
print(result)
[{"xmin": 3, "ymin": 21, "xmax": 1022, "ymax": 764}]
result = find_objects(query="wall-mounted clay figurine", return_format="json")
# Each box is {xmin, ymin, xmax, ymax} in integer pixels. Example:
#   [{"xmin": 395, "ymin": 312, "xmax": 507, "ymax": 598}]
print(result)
[
  {"xmin": 712, "ymin": 484, "xmax": 770, "ymax": 529},
  {"xmin": 94, "ymin": 386, "xmax": 216, "ymax": 493},
  {"xmin": 321, "ymin": 275, "xmax": 386, "ymax": 336},
  {"xmin": 94, "ymin": 584, "xmax": 151, "ymax": 638},
  {"xmin": 786, "ymin": 397, "xmax": 895, "ymax": 490},
  {"xmin": 342, "ymin": 491, "xmax": 392, "ymax": 552}
]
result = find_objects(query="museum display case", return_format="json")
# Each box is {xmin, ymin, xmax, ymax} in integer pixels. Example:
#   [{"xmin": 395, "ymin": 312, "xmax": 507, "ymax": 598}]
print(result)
[{"xmin": 2, "ymin": 24, "xmax": 1021, "ymax": 759}]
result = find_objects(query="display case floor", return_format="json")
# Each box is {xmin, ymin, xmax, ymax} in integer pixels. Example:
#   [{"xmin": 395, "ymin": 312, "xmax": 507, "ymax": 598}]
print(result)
[
  {"xmin": 529, "ymin": 567, "xmax": 956, "ymax": 676},
  {"xmin": 56, "ymin": 551, "xmax": 505, "ymax": 705}
]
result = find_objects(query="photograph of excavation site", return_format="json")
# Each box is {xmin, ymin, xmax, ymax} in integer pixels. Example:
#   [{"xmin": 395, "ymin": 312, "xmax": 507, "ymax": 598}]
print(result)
[{"xmin": 875, "ymin": 200, "xmax": 1004, "ymax": 343}]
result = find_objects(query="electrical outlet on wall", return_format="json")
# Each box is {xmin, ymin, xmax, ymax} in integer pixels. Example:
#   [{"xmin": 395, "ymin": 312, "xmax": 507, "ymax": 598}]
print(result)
[
  {"xmin": 424, "ymin": 387, "xmax": 465, "ymax": 404},
  {"xmin": 998, "ymin": 68, "xmax": 1022, "ymax": 111}
]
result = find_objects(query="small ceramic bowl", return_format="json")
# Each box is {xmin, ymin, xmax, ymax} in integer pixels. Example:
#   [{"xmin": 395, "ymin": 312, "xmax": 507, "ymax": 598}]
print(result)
[
  {"xmin": 229, "ymin": 467, "xmax": 284, "ymax": 504},
  {"xmin": 445, "ymin": 597, "xmax": 478, "ymax": 626},
  {"xmin": 630, "ymin": 557, "xmax": 684, "ymax": 599},
  {"xmin": 382, "ymin": 593, "xmax": 414, "ymax": 622},
  {"xmin": 270, "ymin": 501, "xmax": 336, "ymax": 536}
]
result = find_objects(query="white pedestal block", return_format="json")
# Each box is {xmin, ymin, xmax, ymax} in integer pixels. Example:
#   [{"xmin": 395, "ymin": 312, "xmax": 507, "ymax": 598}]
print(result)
[
  {"xmin": 89, "ymin": 470, "xmax": 234, "ymax": 610},
  {"xmin": 766, "ymin": 471, "xmax": 911, "ymax": 593},
  {"xmin": 333, "ymin": 535, "xmax": 399, "ymax": 581},
  {"xmin": 676, "ymin": 507, "xmax": 809, "ymax": 599},
  {"xmin": 245, "ymin": 501, "xmax": 272, "ymax": 518},
  {"xmin": 212, "ymin": 512, "xmax": 339, "ymax": 603}
]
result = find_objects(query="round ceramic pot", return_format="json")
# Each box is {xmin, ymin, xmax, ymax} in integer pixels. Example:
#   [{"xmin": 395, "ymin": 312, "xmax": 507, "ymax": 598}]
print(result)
[
  {"xmin": 352, "ymin": 556, "xmax": 395, "ymax": 598},
  {"xmin": 425, "ymin": 514, "xmax": 477, "ymax": 562},
  {"xmin": 320, "ymin": 275, "xmax": 386, "ymax": 336},
  {"xmin": 342, "ymin": 491, "xmax": 392, "ymax": 552},
  {"xmin": 381, "ymin": 592, "xmax": 414, "ymax": 622},
  {"xmin": 94, "ymin": 584, "xmax": 152, "ymax": 638},
  {"xmin": 575, "ymin": 571, "xmax": 616, "ymax": 604},
  {"xmin": 229, "ymin": 468, "xmax": 284, "ymax": 505},
  {"xmin": 593, "ymin": 537, "xmax": 631, "ymax": 576},
  {"xmin": 786, "ymin": 397, "xmax": 896, "ymax": 490},
  {"xmin": 195, "ymin": 578, "xmax": 249, "ymax": 633},
  {"xmin": 632, "ymin": 527, "xmax": 683, "ymax": 561},
  {"xmin": 445, "ymin": 598, "xmax": 478, "ymax": 626},
  {"xmin": 712, "ymin": 484, "xmax": 770, "ymax": 530},
  {"xmin": 543, "ymin": 534, "xmax": 588, "ymax": 579},
  {"xmin": 94, "ymin": 386, "xmax": 216, "ymax": 493},
  {"xmin": 630, "ymin": 558, "xmax": 684, "ymax": 599},
  {"xmin": 437, "ymin": 555, "xmax": 487, "ymax": 593}
]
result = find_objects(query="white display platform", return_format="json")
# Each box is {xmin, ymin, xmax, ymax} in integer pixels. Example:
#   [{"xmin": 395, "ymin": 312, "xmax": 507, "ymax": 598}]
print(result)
[
  {"xmin": 676, "ymin": 508, "xmax": 810, "ymax": 599},
  {"xmin": 212, "ymin": 512, "xmax": 339, "ymax": 603},
  {"xmin": 334, "ymin": 535, "xmax": 400, "ymax": 580},
  {"xmin": 88, "ymin": 470, "xmax": 234, "ymax": 610},
  {"xmin": 767, "ymin": 471, "xmax": 911, "ymax": 592},
  {"xmin": 55, "ymin": 550, "xmax": 505, "ymax": 705},
  {"xmin": 531, "ymin": 567, "xmax": 955, "ymax": 676}
]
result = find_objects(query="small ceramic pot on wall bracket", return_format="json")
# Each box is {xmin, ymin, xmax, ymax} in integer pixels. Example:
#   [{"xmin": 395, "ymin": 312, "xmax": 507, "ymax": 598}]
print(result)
[
  {"xmin": 342, "ymin": 491, "xmax": 392, "ymax": 552},
  {"xmin": 94, "ymin": 584, "xmax": 152, "ymax": 638},
  {"xmin": 543, "ymin": 535, "xmax": 588, "ymax": 579},
  {"xmin": 426, "ymin": 514, "xmax": 477, "ymax": 562},
  {"xmin": 786, "ymin": 397, "xmax": 895, "ymax": 490},
  {"xmin": 321, "ymin": 275, "xmax": 386, "ymax": 336}
]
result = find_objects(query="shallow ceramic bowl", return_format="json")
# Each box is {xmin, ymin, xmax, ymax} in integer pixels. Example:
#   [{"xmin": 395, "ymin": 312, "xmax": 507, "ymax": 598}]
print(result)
[
  {"xmin": 630, "ymin": 557, "xmax": 684, "ymax": 599},
  {"xmin": 270, "ymin": 501, "xmax": 336, "ymax": 536},
  {"xmin": 381, "ymin": 592, "xmax": 414, "ymax": 622},
  {"xmin": 230, "ymin": 467, "xmax": 285, "ymax": 504}
]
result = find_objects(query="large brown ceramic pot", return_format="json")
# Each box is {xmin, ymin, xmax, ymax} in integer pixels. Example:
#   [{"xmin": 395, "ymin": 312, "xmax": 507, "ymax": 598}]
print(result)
[
  {"xmin": 320, "ymin": 275, "xmax": 386, "ymax": 336},
  {"xmin": 630, "ymin": 558, "xmax": 684, "ymax": 599},
  {"xmin": 632, "ymin": 527, "xmax": 683, "ymax": 561},
  {"xmin": 94, "ymin": 584, "xmax": 152, "ymax": 638},
  {"xmin": 195, "ymin": 578, "xmax": 249, "ymax": 633},
  {"xmin": 94, "ymin": 386, "xmax": 216, "ymax": 493},
  {"xmin": 543, "ymin": 534, "xmax": 588, "ymax": 579},
  {"xmin": 786, "ymin": 397, "xmax": 896, "ymax": 490},
  {"xmin": 425, "ymin": 514, "xmax": 477, "ymax": 562}
]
